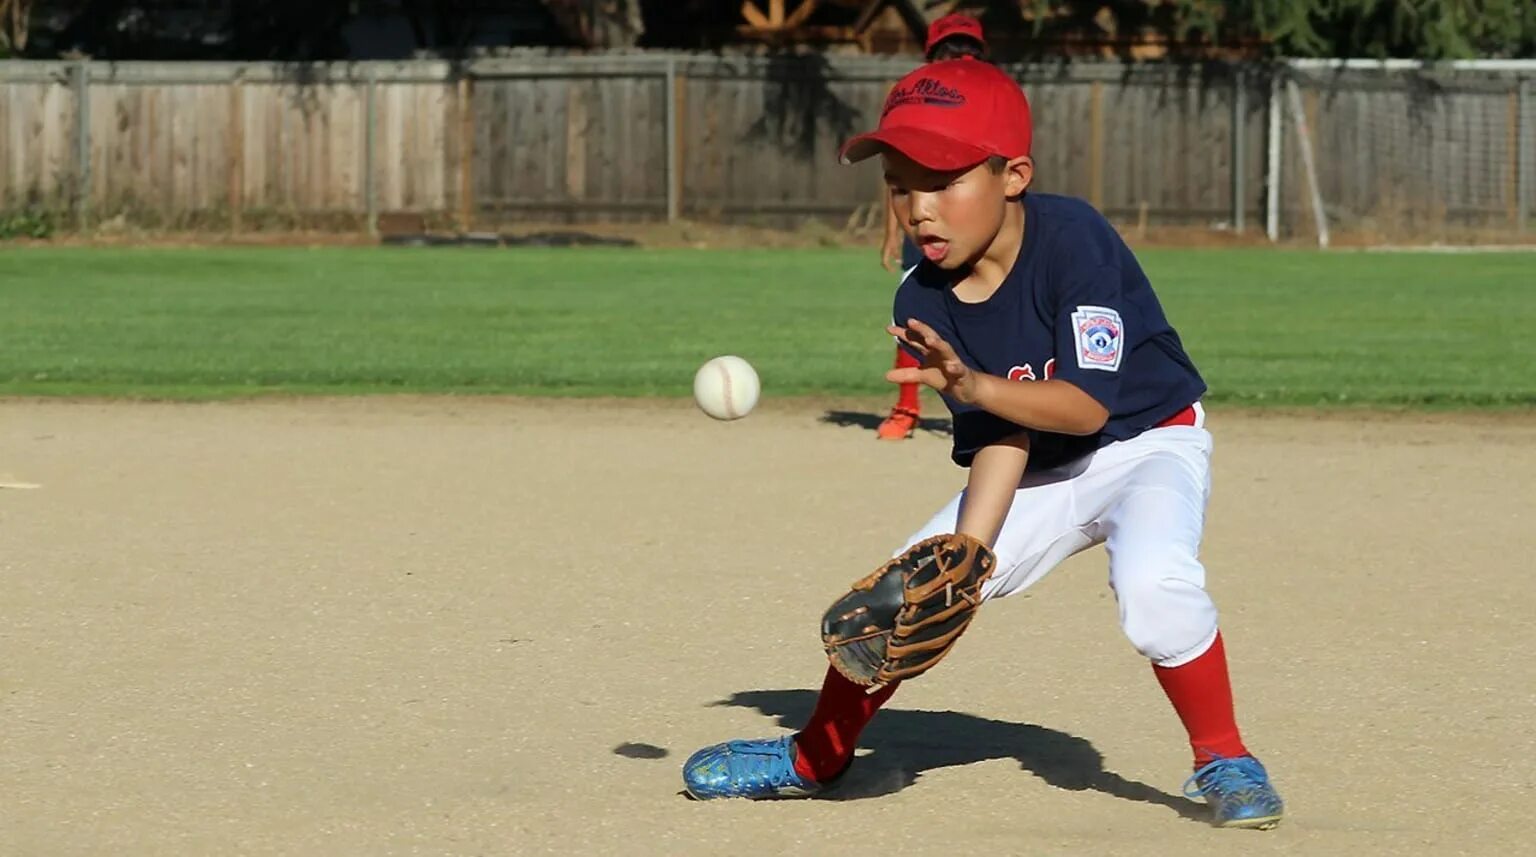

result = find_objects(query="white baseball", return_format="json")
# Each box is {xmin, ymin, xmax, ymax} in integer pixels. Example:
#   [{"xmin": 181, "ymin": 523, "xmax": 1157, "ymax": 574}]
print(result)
[{"xmin": 693, "ymin": 356, "xmax": 760, "ymax": 421}]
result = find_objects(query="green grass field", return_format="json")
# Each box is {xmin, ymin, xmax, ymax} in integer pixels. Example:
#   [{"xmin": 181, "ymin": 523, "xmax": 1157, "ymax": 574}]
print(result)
[{"xmin": 1, "ymin": 245, "xmax": 1532, "ymax": 406}]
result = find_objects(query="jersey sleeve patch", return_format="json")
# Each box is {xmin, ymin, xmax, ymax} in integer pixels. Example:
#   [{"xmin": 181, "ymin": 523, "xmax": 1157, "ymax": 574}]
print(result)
[{"xmin": 1071, "ymin": 305, "xmax": 1124, "ymax": 372}]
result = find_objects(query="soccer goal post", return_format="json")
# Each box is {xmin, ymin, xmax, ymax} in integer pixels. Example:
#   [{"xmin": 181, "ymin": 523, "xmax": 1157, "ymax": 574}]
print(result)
[{"xmin": 1268, "ymin": 58, "xmax": 1536, "ymax": 248}]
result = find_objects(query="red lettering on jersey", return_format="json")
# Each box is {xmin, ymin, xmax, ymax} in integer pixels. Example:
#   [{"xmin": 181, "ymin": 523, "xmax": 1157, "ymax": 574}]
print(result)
[{"xmin": 1007, "ymin": 359, "xmax": 1056, "ymax": 383}]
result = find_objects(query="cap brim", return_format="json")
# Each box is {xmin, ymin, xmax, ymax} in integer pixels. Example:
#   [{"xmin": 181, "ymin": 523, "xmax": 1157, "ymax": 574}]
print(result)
[{"xmin": 839, "ymin": 126, "xmax": 992, "ymax": 171}]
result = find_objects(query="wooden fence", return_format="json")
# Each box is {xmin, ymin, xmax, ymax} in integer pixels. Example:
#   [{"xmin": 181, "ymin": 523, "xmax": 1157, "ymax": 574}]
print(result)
[{"xmin": 0, "ymin": 55, "xmax": 1531, "ymax": 240}]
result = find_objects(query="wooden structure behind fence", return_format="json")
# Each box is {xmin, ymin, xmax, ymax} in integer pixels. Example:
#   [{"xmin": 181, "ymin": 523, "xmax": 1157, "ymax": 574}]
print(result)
[{"xmin": 0, "ymin": 55, "xmax": 1530, "ymax": 240}]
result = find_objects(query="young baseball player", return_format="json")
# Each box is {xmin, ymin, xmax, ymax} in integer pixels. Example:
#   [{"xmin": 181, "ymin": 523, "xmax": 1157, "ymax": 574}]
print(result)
[
  {"xmin": 683, "ymin": 58, "xmax": 1285, "ymax": 830},
  {"xmin": 876, "ymin": 15, "xmax": 990, "ymax": 441}
]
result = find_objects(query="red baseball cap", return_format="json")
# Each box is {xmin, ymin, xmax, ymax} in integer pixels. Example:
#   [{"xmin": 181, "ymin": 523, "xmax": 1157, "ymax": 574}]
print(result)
[
  {"xmin": 925, "ymin": 13, "xmax": 986, "ymax": 56},
  {"xmin": 839, "ymin": 59, "xmax": 1032, "ymax": 172}
]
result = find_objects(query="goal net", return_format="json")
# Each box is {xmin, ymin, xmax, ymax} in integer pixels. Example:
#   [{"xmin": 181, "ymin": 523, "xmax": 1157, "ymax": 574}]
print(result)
[{"xmin": 1277, "ymin": 62, "xmax": 1534, "ymax": 247}]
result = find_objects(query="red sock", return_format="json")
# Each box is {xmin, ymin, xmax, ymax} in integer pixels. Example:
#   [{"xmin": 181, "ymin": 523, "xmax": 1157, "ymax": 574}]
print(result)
[
  {"xmin": 1152, "ymin": 631, "xmax": 1249, "ymax": 767},
  {"xmin": 894, "ymin": 347, "xmax": 921, "ymax": 412},
  {"xmin": 792, "ymin": 666, "xmax": 899, "ymax": 783}
]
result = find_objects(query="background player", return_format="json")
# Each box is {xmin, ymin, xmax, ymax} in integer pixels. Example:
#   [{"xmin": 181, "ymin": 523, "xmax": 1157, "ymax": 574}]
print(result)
[
  {"xmin": 683, "ymin": 57, "xmax": 1286, "ymax": 830},
  {"xmin": 876, "ymin": 14, "xmax": 989, "ymax": 441}
]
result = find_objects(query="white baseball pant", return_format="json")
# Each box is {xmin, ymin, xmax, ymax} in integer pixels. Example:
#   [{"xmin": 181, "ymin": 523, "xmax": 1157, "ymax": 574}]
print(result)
[{"xmin": 899, "ymin": 409, "xmax": 1218, "ymax": 667}]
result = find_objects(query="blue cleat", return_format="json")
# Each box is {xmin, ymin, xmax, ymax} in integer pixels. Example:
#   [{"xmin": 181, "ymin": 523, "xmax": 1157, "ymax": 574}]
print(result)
[
  {"xmin": 682, "ymin": 735, "xmax": 822, "ymax": 800},
  {"xmin": 1183, "ymin": 755, "xmax": 1285, "ymax": 829}
]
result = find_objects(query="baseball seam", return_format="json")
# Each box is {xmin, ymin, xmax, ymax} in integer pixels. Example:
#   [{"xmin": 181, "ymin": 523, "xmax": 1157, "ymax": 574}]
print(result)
[{"xmin": 718, "ymin": 360, "xmax": 736, "ymax": 420}]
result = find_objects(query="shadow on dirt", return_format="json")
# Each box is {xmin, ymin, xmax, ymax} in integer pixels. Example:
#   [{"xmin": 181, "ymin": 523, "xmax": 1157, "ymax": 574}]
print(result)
[{"xmin": 693, "ymin": 688, "xmax": 1205, "ymax": 821}]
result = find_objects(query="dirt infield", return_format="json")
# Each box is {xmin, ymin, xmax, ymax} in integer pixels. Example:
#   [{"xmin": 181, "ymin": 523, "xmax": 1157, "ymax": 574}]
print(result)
[{"xmin": 2, "ymin": 399, "xmax": 1532, "ymax": 856}]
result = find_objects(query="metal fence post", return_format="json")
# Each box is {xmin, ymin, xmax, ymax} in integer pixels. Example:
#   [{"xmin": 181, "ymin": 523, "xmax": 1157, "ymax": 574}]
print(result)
[
  {"xmin": 1232, "ymin": 66, "xmax": 1246, "ymax": 234},
  {"xmin": 228, "ymin": 73, "xmax": 244, "ymax": 233},
  {"xmin": 664, "ymin": 57, "xmax": 679, "ymax": 223},
  {"xmin": 1088, "ymin": 80, "xmax": 1105, "ymax": 210},
  {"xmin": 73, "ymin": 59, "xmax": 91, "ymax": 231},
  {"xmin": 1520, "ymin": 77, "xmax": 1532, "ymax": 234},
  {"xmin": 364, "ymin": 65, "xmax": 378, "ymax": 236},
  {"xmin": 458, "ymin": 72, "xmax": 475, "ymax": 233},
  {"xmin": 1265, "ymin": 71, "xmax": 1282, "ymax": 242}
]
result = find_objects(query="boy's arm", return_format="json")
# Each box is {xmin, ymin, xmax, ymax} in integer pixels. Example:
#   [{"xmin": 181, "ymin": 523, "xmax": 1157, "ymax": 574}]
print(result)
[
  {"xmin": 967, "ymin": 374, "xmax": 1108, "ymax": 436},
  {"xmin": 955, "ymin": 433, "xmax": 1030, "ymax": 547},
  {"xmin": 888, "ymin": 318, "xmax": 1109, "ymax": 436}
]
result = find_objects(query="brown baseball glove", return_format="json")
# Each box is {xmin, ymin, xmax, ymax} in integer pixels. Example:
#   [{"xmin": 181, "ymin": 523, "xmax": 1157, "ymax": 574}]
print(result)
[{"xmin": 821, "ymin": 533, "xmax": 997, "ymax": 686}]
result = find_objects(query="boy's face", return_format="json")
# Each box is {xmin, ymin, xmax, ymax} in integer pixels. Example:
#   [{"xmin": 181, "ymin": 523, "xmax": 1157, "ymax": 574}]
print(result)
[{"xmin": 883, "ymin": 150, "xmax": 1033, "ymax": 270}]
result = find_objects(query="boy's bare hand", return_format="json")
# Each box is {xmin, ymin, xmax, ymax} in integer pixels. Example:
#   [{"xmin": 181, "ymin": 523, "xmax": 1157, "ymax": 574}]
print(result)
[{"xmin": 886, "ymin": 318, "xmax": 980, "ymax": 403}]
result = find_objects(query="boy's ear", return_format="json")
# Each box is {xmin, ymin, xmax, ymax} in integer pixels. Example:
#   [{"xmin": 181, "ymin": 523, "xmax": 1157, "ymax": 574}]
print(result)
[{"xmin": 1004, "ymin": 156, "xmax": 1034, "ymax": 198}]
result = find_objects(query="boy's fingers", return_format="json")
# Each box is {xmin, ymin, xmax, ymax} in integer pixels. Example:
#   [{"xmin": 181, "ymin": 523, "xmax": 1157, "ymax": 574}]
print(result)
[
  {"xmin": 886, "ymin": 368, "xmax": 922, "ymax": 384},
  {"xmin": 887, "ymin": 325, "xmax": 930, "ymax": 354},
  {"xmin": 906, "ymin": 318, "xmax": 940, "ymax": 339},
  {"xmin": 904, "ymin": 320, "xmax": 937, "ymax": 347},
  {"xmin": 907, "ymin": 318, "xmax": 954, "ymax": 352}
]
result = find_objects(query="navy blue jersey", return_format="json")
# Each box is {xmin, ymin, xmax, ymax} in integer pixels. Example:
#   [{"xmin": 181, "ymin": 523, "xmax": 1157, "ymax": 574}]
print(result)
[{"xmin": 893, "ymin": 193, "xmax": 1206, "ymax": 471}]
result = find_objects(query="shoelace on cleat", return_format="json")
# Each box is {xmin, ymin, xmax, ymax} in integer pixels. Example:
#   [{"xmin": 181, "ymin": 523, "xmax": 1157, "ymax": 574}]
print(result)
[
  {"xmin": 723, "ymin": 739, "xmax": 804, "ymax": 792},
  {"xmin": 1183, "ymin": 756, "xmax": 1269, "ymax": 801}
]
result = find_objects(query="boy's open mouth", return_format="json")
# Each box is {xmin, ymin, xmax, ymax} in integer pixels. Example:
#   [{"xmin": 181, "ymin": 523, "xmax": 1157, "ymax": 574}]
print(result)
[{"xmin": 920, "ymin": 235, "xmax": 949, "ymax": 262}]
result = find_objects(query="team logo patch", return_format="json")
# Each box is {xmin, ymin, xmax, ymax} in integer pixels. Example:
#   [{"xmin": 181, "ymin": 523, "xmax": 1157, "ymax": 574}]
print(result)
[{"xmin": 1071, "ymin": 306, "xmax": 1123, "ymax": 372}]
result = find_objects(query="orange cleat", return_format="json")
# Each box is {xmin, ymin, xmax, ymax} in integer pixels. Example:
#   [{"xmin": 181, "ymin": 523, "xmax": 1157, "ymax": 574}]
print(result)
[{"xmin": 877, "ymin": 406, "xmax": 920, "ymax": 441}]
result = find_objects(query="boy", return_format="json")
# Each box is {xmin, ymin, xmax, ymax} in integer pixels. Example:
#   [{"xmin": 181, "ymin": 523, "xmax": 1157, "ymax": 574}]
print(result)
[
  {"xmin": 876, "ymin": 14, "xmax": 989, "ymax": 441},
  {"xmin": 681, "ymin": 58, "xmax": 1285, "ymax": 830}
]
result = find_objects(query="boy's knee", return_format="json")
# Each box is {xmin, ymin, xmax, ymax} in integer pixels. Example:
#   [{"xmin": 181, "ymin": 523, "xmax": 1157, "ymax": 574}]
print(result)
[{"xmin": 1113, "ymin": 554, "xmax": 1216, "ymax": 664}]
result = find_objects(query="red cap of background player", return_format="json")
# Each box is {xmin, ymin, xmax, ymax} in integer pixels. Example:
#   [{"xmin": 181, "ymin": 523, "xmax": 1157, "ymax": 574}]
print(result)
[
  {"xmin": 839, "ymin": 59, "xmax": 1031, "ymax": 172},
  {"xmin": 925, "ymin": 13, "xmax": 986, "ymax": 55}
]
